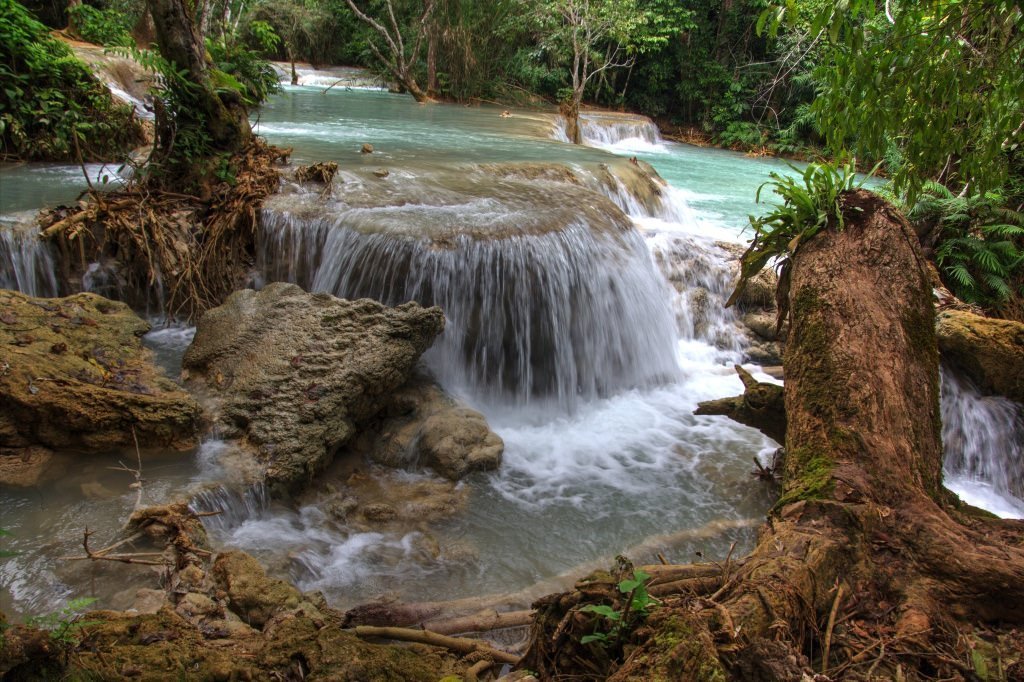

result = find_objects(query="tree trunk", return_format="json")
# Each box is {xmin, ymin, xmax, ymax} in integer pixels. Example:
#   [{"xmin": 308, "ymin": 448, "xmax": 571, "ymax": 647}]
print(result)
[
  {"xmin": 561, "ymin": 95, "xmax": 582, "ymax": 145},
  {"xmin": 146, "ymin": 0, "xmax": 250, "ymax": 175},
  {"xmin": 522, "ymin": 190, "xmax": 1024, "ymax": 680},
  {"xmin": 426, "ymin": 20, "xmax": 438, "ymax": 96}
]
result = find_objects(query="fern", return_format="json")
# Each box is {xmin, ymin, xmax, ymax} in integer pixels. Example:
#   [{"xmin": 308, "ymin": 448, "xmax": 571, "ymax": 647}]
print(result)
[
  {"xmin": 910, "ymin": 185, "xmax": 1024, "ymax": 307},
  {"xmin": 728, "ymin": 160, "xmax": 879, "ymax": 308}
]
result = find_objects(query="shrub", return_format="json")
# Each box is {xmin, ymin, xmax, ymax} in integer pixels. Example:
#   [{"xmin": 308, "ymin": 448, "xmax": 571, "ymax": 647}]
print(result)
[{"xmin": 0, "ymin": 0, "xmax": 142, "ymax": 161}]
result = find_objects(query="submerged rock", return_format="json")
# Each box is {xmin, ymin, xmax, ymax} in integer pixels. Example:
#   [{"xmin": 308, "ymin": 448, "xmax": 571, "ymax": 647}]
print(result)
[
  {"xmin": 0, "ymin": 290, "xmax": 200, "ymax": 467},
  {"xmin": 936, "ymin": 309, "xmax": 1024, "ymax": 402},
  {"xmin": 39, "ymin": 503, "xmax": 470, "ymax": 681},
  {"xmin": 182, "ymin": 283, "xmax": 445, "ymax": 496},
  {"xmin": 364, "ymin": 372, "xmax": 503, "ymax": 480}
]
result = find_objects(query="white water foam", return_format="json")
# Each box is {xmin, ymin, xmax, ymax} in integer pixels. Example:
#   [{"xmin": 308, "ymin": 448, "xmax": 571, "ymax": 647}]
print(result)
[{"xmin": 942, "ymin": 368, "xmax": 1024, "ymax": 519}]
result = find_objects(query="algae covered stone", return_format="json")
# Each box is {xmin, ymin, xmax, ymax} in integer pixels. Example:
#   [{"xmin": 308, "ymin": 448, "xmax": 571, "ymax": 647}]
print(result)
[{"xmin": 0, "ymin": 289, "xmax": 200, "ymax": 461}]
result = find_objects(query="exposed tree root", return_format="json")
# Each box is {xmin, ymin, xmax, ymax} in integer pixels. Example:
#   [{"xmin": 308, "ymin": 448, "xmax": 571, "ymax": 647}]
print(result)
[
  {"xmin": 695, "ymin": 364, "xmax": 786, "ymax": 444},
  {"xmin": 38, "ymin": 137, "xmax": 288, "ymax": 320}
]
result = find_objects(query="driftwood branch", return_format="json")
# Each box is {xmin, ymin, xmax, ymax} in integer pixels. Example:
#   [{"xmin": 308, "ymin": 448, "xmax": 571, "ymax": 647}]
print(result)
[
  {"xmin": 695, "ymin": 364, "xmax": 786, "ymax": 443},
  {"xmin": 352, "ymin": 625, "xmax": 520, "ymax": 665}
]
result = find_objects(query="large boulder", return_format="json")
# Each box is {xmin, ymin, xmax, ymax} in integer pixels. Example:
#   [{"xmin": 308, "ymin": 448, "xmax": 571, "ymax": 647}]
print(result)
[
  {"xmin": 936, "ymin": 309, "xmax": 1024, "ymax": 402},
  {"xmin": 361, "ymin": 372, "xmax": 503, "ymax": 480},
  {"xmin": 0, "ymin": 290, "xmax": 200, "ymax": 466},
  {"xmin": 182, "ymin": 283, "xmax": 445, "ymax": 496}
]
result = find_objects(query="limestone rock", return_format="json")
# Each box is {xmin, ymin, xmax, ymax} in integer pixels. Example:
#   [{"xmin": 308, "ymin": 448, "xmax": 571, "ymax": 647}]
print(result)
[
  {"xmin": 419, "ymin": 408, "xmax": 503, "ymax": 480},
  {"xmin": 0, "ymin": 289, "xmax": 200, "ymax": 454},
  {"xmin": 736, "ymin": 267, "xmax": 778, "ymax": 310},
  {"xmin": 364, "ymin": 372, "xmax": 503, "ymax": 480},
  {"xmin": 936, "ymin": 309, "xmax": 1024, "ymax": 402},
  {"xmin": 182, "ymin": 283, "xmax": 444, "ymax": 496},
  {"xmin": 212, "ymin": 551, "xmax": 306, "ymax": 629}
]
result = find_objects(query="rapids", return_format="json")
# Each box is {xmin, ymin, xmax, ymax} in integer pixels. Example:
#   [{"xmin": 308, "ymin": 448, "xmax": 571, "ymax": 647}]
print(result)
[{"xmin": 1, "ymin": 82, "xmax": 1020, "ymax": 622}]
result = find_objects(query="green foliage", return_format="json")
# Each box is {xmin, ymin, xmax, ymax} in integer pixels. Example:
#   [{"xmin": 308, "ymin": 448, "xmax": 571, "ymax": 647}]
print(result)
[
  {"xmin": 0, "ymin": 0, "xmax": 140, "ymax": 161},
  {"xmin": 909, "ymin": 182, "xmax": 1024, "ymax": 307},
  {"xmin": 729, "ymin": 160, "xmax": 876, "ymax": 306},
  {"xmin": 206, "ymin": 35, "xmax": 281, "ymax": 105},
  {"xmin": 580, "ymin": 569, "xmax": 658, "ymax": 647},
  {"xmin": 25, "ymin": 597, "xmax": 99, "ymax": 646},
  {"xmin": 0, "ymin": 527, "xmax": 15, "ymax": 559},
  {"xmin": 67, "ymin": 3, "xmax": 134, "ymax": 47},
  {"xmin": 763, "ymin": 0, "xmax": 1024, "ymax": 201}
]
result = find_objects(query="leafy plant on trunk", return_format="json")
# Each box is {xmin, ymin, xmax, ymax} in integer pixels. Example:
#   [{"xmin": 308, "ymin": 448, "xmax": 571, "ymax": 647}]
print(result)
[{"xmin": 728, "ymin": 160, "xmax": 877, "ymax": 311}]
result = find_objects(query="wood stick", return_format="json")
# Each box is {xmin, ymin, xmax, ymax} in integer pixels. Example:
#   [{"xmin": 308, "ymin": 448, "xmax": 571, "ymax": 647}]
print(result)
[
  {"xmin": 352, "ymin": 626, "xmax": 520, "ymax": 665},
  {"xmin": 465, "ymin": 658, "xmax": 493, "ymax": 681},
  {"xmin": 91, "ymin": 531, "xmax": 144, "ymax": 557},
  {"xmin": 422, "ymin": 609, "xmax": 533, "ymax": 636},
  {"xmin": 822, "ymin": 584, "xmax": 845, "ymax": 674}
]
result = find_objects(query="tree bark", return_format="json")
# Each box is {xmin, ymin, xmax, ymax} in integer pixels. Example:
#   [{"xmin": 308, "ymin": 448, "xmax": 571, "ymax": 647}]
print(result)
[
  {"xmin": 146, "ymin": 0, "xmax": 250, "ymax": 171},
  {"xmin": 522, "ymin": 190, "xmax": 1024, "ymax": 680}
]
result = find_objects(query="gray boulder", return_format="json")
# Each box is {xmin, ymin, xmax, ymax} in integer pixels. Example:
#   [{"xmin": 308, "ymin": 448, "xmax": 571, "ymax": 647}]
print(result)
[
  {"xmin": 362, "ymin": 372, "xmax": 503, "ymax": 480},
  {"xmin": 182, "ymin": 283, "xmax": 445, "ymax": 496}
]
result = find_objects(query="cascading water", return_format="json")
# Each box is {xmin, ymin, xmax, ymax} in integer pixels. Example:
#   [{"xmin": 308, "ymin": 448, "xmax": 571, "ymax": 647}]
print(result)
[
  {"xmin": 256, "ymin": 170, "xmax": 682, "ymax": 411},
  {"xmin": 0, "ymin": 214, "xmax": 58, "ymax": 297},
  {"xmin": 553, "ymin": 112, "xmax": 666, "ymax": 154},
  {"xmin": 941, "ymin": 368, "xmax": 1024, "ymax": 518}
]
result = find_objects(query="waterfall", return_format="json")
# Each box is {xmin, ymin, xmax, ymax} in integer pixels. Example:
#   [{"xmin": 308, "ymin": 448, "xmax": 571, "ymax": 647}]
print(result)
[
  {"xmin": 256, "ymin": 182, "xmax": 681, "ymax": 411},
  {"xmin": 645, "ymin": 232, "xmax": 746, "ymax": 355},
  {"xmin": 0, "ymin": 215, "xmax": 58, "ymax": 297},
  {"xmin": 553, "ymin": 113, "xmax": 666, "ymax": 153},
  {"xmin": 580, "ymin": 115, "xmax": 663, "ymax": 147},
  {"xmin": 942, "ymin": 367, "xmax": 1024, "ymax": 516},
  {"xmin": 272, "ymin": 63, "xmax": 386, "ymax": 90},
  {"xmin": 190, "ymin": 482, "xmax": 270, "ymax": 533}
]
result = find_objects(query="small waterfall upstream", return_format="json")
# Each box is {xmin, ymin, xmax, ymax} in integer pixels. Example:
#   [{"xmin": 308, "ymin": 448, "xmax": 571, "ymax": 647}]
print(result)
[
  {"xmin": 554, "ymin": 112, "xmax": 666, "ymax": 154},
  {"xmin": 942, "ymin": 368, "xmax": 1024, "ymax": 517}
]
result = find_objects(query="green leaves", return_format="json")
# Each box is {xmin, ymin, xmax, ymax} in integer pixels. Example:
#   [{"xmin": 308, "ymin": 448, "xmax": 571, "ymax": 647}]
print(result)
[
  {"xmin": 728, "ymin": 160, "xmax": 876, "ymax": 308},
  {"xmin": 914, "ymin": 185, "xmax": 1024, "ymax": 308},
  {"xmin": 579, "ymin": 568, "xmax": 659, "ymax": 649},
  {"xmin": 67, "ymin": 4, "xmax": 134, "ymax": 47},
  {"xmin": 25, "ymin": 597, "xmax": 100, "ymax": 646},
  {"xmin": 0, "ymin": 0, "xmax": 140, "ymax": 161},
  {"xmin": 768, "ymin": 0, "xmax": 1024, "ymax": 201}
]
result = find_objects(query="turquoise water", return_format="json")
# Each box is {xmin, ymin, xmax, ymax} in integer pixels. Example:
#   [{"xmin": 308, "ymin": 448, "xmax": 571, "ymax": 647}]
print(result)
[{"xmin": 0, "ymin": 89, "xmax": 788, "ymax": 618}]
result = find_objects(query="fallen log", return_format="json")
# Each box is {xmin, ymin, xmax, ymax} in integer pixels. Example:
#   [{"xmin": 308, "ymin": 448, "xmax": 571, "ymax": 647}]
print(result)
[
  {"xmin": 423, "ymin": 609, "xmax": 534, "ymax": 636},
  {"xmin": 352, "ymin": 626, "xmax": 520, "ymax": 665}
]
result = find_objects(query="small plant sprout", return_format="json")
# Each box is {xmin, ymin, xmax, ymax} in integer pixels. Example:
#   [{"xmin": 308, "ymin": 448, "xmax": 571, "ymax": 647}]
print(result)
[{"xmin": 580, "ymin": 568, "xmax": 659, "ymax": 647}]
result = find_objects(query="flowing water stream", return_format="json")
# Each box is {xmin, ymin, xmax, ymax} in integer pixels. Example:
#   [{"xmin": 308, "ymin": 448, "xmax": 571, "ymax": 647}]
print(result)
[{"xmin": 1, "ymin": 78, "xmax": 1021, "ymax": 621}]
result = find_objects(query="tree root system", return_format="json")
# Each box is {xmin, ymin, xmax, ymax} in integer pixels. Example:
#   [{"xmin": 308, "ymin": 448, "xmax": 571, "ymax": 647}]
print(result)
[{"xmin": 38, "ymin": 137, "xmax": 288, "ymax": 321}]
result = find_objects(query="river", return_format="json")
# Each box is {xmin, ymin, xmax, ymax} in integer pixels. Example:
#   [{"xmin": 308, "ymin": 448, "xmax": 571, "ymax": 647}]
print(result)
[{"xmin": 1, "ymin": 80, "xmax": 1020, "ymax": 621}]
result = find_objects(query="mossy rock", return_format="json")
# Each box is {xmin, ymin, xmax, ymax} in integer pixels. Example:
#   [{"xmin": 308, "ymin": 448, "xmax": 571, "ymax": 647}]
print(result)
[
  {"xmin": 0, "ymin": 289, "xmax": 200, "ymax": 455},
  {"xmin": 936, "ymin": 309, "xmax": 1024, "ymax": 403}
]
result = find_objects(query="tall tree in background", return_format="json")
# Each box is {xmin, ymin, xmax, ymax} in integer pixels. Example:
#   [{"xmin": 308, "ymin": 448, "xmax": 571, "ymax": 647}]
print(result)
[
  {"xmin": 345, "ymin": 0, "xmax": 436, "ymax": 102},
  {"xmin": 529, "ymin": 0, "xmax": 685, "ymax": 143},
  {"xmin": 145, "ymin": 0, "xmax": 252, "ymax": 187}
]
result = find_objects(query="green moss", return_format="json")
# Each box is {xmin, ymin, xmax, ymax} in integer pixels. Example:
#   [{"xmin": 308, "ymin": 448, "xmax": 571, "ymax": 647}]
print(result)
[
  {"xmin": 776, "ymin": 448, "xmax": 834, "ymax": 509},
  {"xmin": 637, "ymin": 615, "xmax": 727, "ymax": 682}
]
